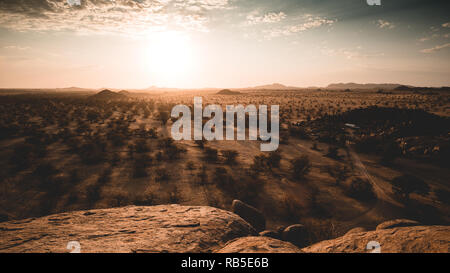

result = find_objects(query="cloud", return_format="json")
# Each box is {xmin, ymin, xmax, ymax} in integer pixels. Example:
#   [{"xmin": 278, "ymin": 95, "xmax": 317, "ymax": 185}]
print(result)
[
  {"xmin": 3, "ymin": 45, "xmax": 31, "ymax": 50},
  {"xmin": 321, "ymin": 46, "xmax": 384, "ymax": 60},
  {"xmin": 419, "ymin": 22, "xmax": 450, "ymax": 42},
  {"xmin": 263, "ymin": 15, "xmax": 335, "ymax": 39},
  {"xmin": 420, "ymin": 43, "xmax": 450, "ymax": 53},
  {"xmin": 376, "ymin": 19, "xmax": 395, "ymax": 29},
  {"xmin": 246, "ymin": 11, "xmax": 286, "ymax": 25},
  {"xmin": 0, "ymin": 0, "xmax": 231, "ymax": 35}
]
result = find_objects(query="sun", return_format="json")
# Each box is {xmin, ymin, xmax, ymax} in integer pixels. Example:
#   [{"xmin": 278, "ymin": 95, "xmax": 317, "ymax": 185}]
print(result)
[{"xmin": 145, "ymin": 31, "xmax": 195, "ymax": 85}]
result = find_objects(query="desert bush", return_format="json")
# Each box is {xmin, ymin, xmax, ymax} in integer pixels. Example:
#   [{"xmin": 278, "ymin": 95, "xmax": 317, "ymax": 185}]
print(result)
[
  {"xmin": 222, "ymin": 150, "xmax": 238, "ymax": 165},
  {"xmin": 195, "ymin": 139, "xmax": 206, "ymax": 149},
  {"xmin": 289, "ymin": 126, "xmax": 310, "ymax": 139},
  {"xmin": 85, "ymin": 183, "xmax": 101, "ymax": 206},
  {"xmin": 281, "ymin": 196, "xmax": 302, "ymax": 222},
  {"xmin": 79, "ymin": 142, "xmax": 106, "ymax": 164},
  {"xmin": 204, "ymin": 147, "xmax": 218, "ymax": 162},
  {"xmin": 279, "ymin": 129, "xmax": 290, "ymax": 144},
  {"xmin": 133, "ymin": 156, "xmax": 151, "ymax": 178},
  {"xmin": 326, "ymin": 164, "xmax": 350, "ymax": 185},
  {"xmin": 291, "ymin": 155, "xmax": 311, "ymax": 179},
  {"xmin": 158, "ymin": 111, "xmax": 170, "ymax": 125},
  {"xmin": 108, "ymin": 192, "xmax": 130, "ymax": 207},
  {"xmin": 435, "ymin": 189, "xmax": 450, "ymax": 205},
  {"xmin": 235, "ymin": 175, "xmax": 264, "ymax": 204},
  {"xmin": 155, "ymin": 168, "xmax": 170, "ymax": 182},
  {"xmin": 164, "ymin": 145, "xmax": 185, "ymax": 161},
  {"xmin": 197, "ymin": 165, "xmax": 208, "ymax": 185},
  {"xmin": 325, "ymin": 146, "xmax": 339, "ymax": 159},
  {"xmin": 250, "ymin": 155, "xmax": 267, "ymax": 173},
  {"xmin": 266, "ymin": 151, "xmax": 281, "ymax": 169},
  {"xmin": 34, "ymin": 162, "xmax": 58, "ymax": 179},
  {"xmin": 345, "ymin": 178, "xmax": 376, "ymax": 202},
  {"xmin": 214, "ymin": 167, "xmax": 234, "ymax": 189},
  {"xmin": 186, "ymin": 161, "xmax": 196, "ymax": 171},
  {"xmin": 132, "ymin": 191, "xmax": 155, "ymax": 206},
  {"xmin": 135, "ymin": 139, "xmax": 150, "ymax": 153},
  {"xmin": 311, "ymin": 142, "xmax": 319, "ymax": 151},
  {"xmin": 169, "ymin": 186, "xmax": 180, "ymax": 203},
  {"xmin": 97, "ymin": 168, "xmax": 112, "ymax": 184},
  {"xmin": 158, "ymin": 138, "xmax": 184, "ymax": 160},
  {"xmin": 391, "ymin": 174, "xmax": 430, "ymax": 200}
]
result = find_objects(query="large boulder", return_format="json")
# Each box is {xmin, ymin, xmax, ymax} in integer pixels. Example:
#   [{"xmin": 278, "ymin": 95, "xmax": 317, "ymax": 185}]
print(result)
[
  {"xmin": 231, "ymin": 200, "xmax": 265, "ymax": 232},
  {"xmin": 344, "ymin": 227, "xmax": 367, "ymax": 236},
  {"xmin": 259, "ymin": 230, "xmax": 280, "ymax": 240},
  {"xmin": 0, "ymin": 205, "xmax": 257, "ymax": 253},
  {"xmin": 303, "ymin": 225, "xmax": 450, "ymax": 253},
  {"xmin": 216, "ymin": 236, "xmax": 303, "ymax": 253},
  {"xmin": 376, "ymin": 219, "xmax": 420, "ymax": 230},
  {"xmin": 282, "ymin": 224, "xmax": 309, "ymax": 248}
]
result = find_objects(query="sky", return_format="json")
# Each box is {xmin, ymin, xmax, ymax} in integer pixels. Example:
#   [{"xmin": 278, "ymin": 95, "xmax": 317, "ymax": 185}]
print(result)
[{"xmin": 0, "ymin": 0, "xmax": 449, "ymax": 89}]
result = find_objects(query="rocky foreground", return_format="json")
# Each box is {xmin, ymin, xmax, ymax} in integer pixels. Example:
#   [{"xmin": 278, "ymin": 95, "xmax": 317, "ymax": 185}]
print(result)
[{"xmin": 0, "ymin": 204, "xmax": 448, "ymax": 253}]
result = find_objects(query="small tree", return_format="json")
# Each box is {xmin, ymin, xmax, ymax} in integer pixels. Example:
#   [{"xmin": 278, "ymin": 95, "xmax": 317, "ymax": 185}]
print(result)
[
  {"xmin": 158, "ymin": 111, "xmax": 170, "ymax": 126},
  {"xmin": 391, "ymin": 174, "xmax": 430, "ymax": 200},
  {"xmin": 214, "ymin": 167, "xmax": 233, "ymax": 189},
  {"xmin": 345, "ymin": 178, "xmax": 376, "ymax": 202},
  {"xmin": 186, "ymin": 161, "xmax": 196, "ymax": 171},
  {"xmin": 204, "ymin": 147, "xmax": 218, "ymax": 162},
  {"xmin": 266, "ymin": 151, "xmax": 281, "ymax": 169},
  {"xmin": 325, "ymin": 146, "xmax": 339, "ymax": 159},
  {"xmin": 222, "ymin": 150, "xmax": 238, "ymax": 165},
  {"xmin": 291, "ymin": 155, "xmax": 311, "ymax": 179},
  {"xmin": 197, "ymin": 165, "xmax": 208, "ymax": 185},
  {"xmin": 326, "ymin": 164, "xmax": 350, "ymax": 185},
  {"xmin": 251, "ymin": 154, "xmax": 267, "ymax": 173},
  {"xmin": 195, "ymin": 139, "xmax": 206, "ymax": 149}
]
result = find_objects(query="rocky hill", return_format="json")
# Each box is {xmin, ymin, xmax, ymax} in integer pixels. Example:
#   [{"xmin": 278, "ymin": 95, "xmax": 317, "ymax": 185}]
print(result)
[
  {"xmin": 303, "ymin": 225, "xmax": 449, "ymax": 253},
  {"xmin": 0, "ymin": 204, "xmax": 448, "ymax": 253},
  {"xmin": 217, "ymin": 89, "xmax": 241, "ymax": 95},
  {"xmin": 90, "ymin": 89, "xmax": 127, "ymax": 100}
]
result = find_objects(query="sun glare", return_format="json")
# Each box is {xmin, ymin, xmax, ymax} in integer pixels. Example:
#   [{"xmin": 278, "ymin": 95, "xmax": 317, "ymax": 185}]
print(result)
[{"xmin": 145, "ymin": 32, "xmax": 195, "ymax": 86}]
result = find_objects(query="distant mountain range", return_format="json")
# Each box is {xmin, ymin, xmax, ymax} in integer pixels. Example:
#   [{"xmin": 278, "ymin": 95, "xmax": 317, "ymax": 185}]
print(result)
[
  {"xmin": 325, "ymin": 83, "xmax": 406, "ymax": 90},
  {"xmin": 326, "ymin": 83, "xmax": 450, "ymax": 91},
  {"xmin": 242, "ymin": 83, "xmax": 300, "ymax": 90},
  {"xmin": 11, "ymin": 82, "xmax": 449, "ymax": 93},
  {"xmin": 54, "ymin": 87, "xmax": 95, "ymax": 92}
]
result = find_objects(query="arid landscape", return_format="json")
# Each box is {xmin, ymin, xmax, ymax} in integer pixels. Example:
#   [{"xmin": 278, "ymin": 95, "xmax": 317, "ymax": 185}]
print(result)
[
  {"xmin": 0, "ymin": 0, "xmax": 449, "ymax": 255},
  {"xmin": 0, "ymin": 85, "xmax": 448, "ymax": 250}
]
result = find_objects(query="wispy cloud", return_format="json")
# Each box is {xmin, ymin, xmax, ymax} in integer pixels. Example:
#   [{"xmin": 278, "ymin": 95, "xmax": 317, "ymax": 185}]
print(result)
[
  {"xmin": 376, "ymin": 19, "xmax": 395, "ymax": 29},
  {"xmin": 321, "ymin": 46, "xmax": 384, "ymax": 60},
  {"xmin": 420, "ymin": 43, "xmax": 450, "ymax": 53},
  {"xmin": 263, "ymin": 15, "xmax": 335, "ymax": 39},
  {"xmin": 0, "ymin": 0, "xmax": 231, "ymax": 35},
  {"xmin": 3, "ymin": 45, "xmax": 31, "ymax": 50},
  {"xmin": 419, "ymin": 22, "xmax": 450, "ymax": 42},
  {"xmin": 246, "ymin": 11, "xmax": 286, "ymax": 25}
]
